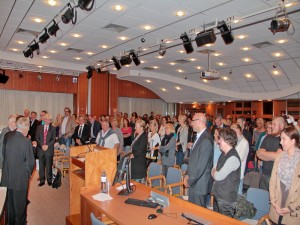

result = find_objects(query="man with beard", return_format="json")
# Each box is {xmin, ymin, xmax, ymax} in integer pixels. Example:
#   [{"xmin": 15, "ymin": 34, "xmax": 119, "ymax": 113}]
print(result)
[{"xmin": 256, "ymin": 116, "xmax": 285, "ymax": 191}]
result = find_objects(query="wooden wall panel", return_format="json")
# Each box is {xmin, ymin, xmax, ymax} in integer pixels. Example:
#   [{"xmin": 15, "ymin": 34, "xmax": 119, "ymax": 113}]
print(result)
[
  {"xmin": 77, "ymin": 74, "xmax": 88, "ymax": 116},
  {"xmin": 252, "ymin": 101, "xmax": 263, "ymax": 118},
  {"xmin": 273, "ymin": 100, "xmax": 286, "ymax": 117},
  {"xmin": 91, "ymin": 72, "xmax": 109, "ymax": 116},
  {"xmin": 109, "ymin": 75, "xmax": 118, "ymax": 115}
]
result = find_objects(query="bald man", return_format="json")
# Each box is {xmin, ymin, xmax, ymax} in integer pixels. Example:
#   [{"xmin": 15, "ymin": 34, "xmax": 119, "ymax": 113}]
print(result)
[
  {"xmin": 184, "ymin": 113, "xmax": 214, "ymax": 207},
  {"xmin": 256, "ymin": 116, "xmax": 284, "ymax": 190}
]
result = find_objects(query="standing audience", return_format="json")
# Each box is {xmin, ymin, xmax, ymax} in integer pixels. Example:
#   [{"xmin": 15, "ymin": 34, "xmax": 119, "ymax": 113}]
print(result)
[
  {"xmin": 147, "ymin": 120, "xmax": 161, "ymax": 166},
  {"xmin": 72, "ymin": 115, "xmax": 90, "ymax": 146},
  {"xmin": 176, "ymin": 115, "xmax": 188, "ymax": 166},
  {"xmin": 59, "ymin": 107, "xmax": 76, "ymax": 155}
]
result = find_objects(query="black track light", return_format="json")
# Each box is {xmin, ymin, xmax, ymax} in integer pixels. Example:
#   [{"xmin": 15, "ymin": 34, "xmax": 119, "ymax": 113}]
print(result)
[
  {"xmin": 23, "ymin": 48, "xmax": 33, "ymax": 58},
  {"xmin": 61, "ymin": 4, "xmax": 75, "ymax": 24},
  {"xmin": 130, "ymin": 51, "xmax": 141, "ymax": 66},
  {"xmin": 112, "ymin": 56, "xmax": 121, "ymax": 70},
  {"xmin": 158, "ymin": 43, "xmax": 166, "ymax": 56},
  {"xmin": 180, "ymin": 32, "xmax": 194, "ymax": 54},
  {"xmin": 97, "ymin": 68, "xmax": 101, "ymax": 73},
  {"xmin": 269, "ymin": 17, "xmax": 291, "ymax": 35},
  {"xmin": 86, "ymin": 66, "xmax": 94, "ymax": 79},
  {"xmin": 0, "ymin": 69, "xmax": 9, "ymax": 84},
  {"xmin": 217, "ymin": 21, "xmax": 234, "ymax": 45},
  {"xmin": 48, "ymin": 20, "xmax": 60, "ymax": 36},
  {"xmin": 120, "ymin": 55, "xmax": 132, "ymax": 66},
  {"xmin": 39, "ymin": 29, "xmax": 50, "ymax": 44},
  {"xmin": 195, "ymin": 29, "xmax": 216, "ymax": 47},
  {"xmin": 30, "ymin": 41, "xmax": 40, "ymax": 54},
  {"xmin": 78, "ymin": 0, "xmax": 94, "ymax": 11}
]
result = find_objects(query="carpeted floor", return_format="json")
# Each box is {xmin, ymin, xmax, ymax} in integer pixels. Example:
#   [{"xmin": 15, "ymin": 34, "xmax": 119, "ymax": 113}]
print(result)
[{"xmin": 27, "ymin": 169, "xmax": 70, "ymax": 225}]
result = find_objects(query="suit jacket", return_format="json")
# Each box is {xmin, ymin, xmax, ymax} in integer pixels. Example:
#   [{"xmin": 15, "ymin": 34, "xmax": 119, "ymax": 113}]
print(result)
[
  {"xmin": 59, "ymin": 116, "xmax": 76, "ymax": 138},
  {"xmin": 1, "ymin": 131, "xmax": 35, "ymax": 190},
  {"xmin": 91, "ymin": 120, "xmax": 101, "ymax": 139},
  {"xmin": 211, "ymin": 124, "xmax": 229, "ymax": 136},
  {"xmin": 131, "ymin": 131, "xmax": 147, "ymax": 179},
  {"xmin": 187, "ymin": 128, "xmax": 214, "ymax": 195},
  {"xmin": 269, "ymin": 152, "xmax": 300, "ymax": 225},
  {"xmin": 28, "ymin": 119, "xmax": 39, "ymax": 141},
  {"xmin": 35, "ymin": 124, "xmax": 56, "ymax": 157},
  {"xmin": 73, "ymin": 124, "xmax": 90, "ymax": 145}
]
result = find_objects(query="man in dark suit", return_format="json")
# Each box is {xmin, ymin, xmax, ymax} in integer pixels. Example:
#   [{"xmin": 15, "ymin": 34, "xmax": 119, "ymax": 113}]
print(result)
[
  {"xmin": 73, "ymin": 115, "xmax": 90, "ymax": 146},
  {"xmin": 36, "ymin": 113, "xmax": 56, "ymax": 186},
  {"xmin": 211, "ymin": 113, "xmax": 229, "ymax": 136},
  {"xmin": 1, "ymin": 117, "xmax": 35, "ymax": 225},
  {"xmin": 88, "ymin": 114, "xmax": 101, "ymax": 144},
  {"xmin": 28, "ymin": 111, "xmax": 39, "ymax": 141},
  {"xmin": 184, "ymin": 113, "xmax": 214, "ymax": 207}
]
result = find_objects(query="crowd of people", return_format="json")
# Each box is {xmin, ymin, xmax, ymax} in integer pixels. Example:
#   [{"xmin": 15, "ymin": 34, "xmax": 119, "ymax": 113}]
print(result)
[{"xmin": 0, "ymin": 107, "xmax": 300, "ymax": 224}]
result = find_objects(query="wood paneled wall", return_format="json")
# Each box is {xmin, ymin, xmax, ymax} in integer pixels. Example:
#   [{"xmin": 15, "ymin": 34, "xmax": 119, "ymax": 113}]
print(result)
[{"xmin": 76, "ymin": 74, "xmax": 88, "ymax": 116}]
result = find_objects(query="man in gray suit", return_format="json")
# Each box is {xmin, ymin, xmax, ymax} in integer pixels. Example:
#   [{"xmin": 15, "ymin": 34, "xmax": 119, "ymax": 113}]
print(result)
[
  {"xmin": 184, "ymin": 113, "xmax": 214, "ymax": 207},
  {"xmin": 1, "ymin": 117, "xmax": 35, "ymax": 225}
]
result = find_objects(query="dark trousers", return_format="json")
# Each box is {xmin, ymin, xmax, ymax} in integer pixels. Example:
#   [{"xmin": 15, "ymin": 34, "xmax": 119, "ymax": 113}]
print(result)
[
  {"xmin": 271, "ymin": 216, "xmax": 284, "ymax": 225},
  {"xmin": 259, "ymin": 173, "xmax": 271, "ymax": 191},
  {"xmin": 188, "ymin": 187, "xmax": 207, "ymax": 207},
  {"xmin": 175, "ymin": 151, "xmax": 184, "ymax": 166},
  {"xmin": 39, "ymin": 152, "xmax": 53, "ymax": 183},
  {"xmin": 7, "ymin": 189, "xmax": 28, "ymax": 225},
  {"xmin": 213, "ymin": 197, "xmax": 236, "ymax": 218}
]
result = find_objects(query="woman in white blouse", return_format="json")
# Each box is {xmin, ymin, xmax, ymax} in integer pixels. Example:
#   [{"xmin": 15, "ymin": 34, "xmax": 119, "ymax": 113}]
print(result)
[{"xmin": 147, "ymin": 119, "xmax": 161, "ymax": 166}]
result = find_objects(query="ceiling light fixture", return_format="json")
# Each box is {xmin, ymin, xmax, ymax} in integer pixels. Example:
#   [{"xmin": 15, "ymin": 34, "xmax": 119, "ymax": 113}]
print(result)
[
  {"xmin": 48, "ymin": 20, "xmax": 60, "ymax": 36},
  {"xmin": 61, "ymin": 3, "xmax": 77, "ymax": 24},
  {"xmin": 176, "ymin": 11, "xmax": 185, "ymax": 17},
  {"xmin": 78, "ymin": 0, "xmax": 95, "ymax": 11},
  {"xmin": 217, "ymin": 21, "xmax": 234, "ymax": 45},
  {"xmin": 120, "ymin": 55, "xmax": 132, "ymax": 66},
  {"xmin": 180, "ymin": 32, "xmax": 194, "ymax": 54},
  {"xmin": 86, "ymin": 66, "xmax": 95, "ymax": 79},
  {"xmin": 39, "ymin": 28, "xmax": 50, "ymax": 44},
  {"xmin": 113, "ymin": 4, "xmax": 123, "ymax": 11},
  {"xmin": 0, "ymin": 69, "xmax": 9, "ymax": 84},
  {"xmin": 270, "ymin": 17, "xmax": 291, "ymax": 35},
  {"xmin": 158, "ymin": 41, "xmax": 166, "ymax": 56},
  {"xmin": 129, "ymin": 50, "xmax": 141, "ymax": 66},
  {"xmin": 111, "ymin": 56, "xmax": 121, "ymax": 70},
  {"xmin": 195, "ymin": 29, "xmax": 216, "ymax": 47}
]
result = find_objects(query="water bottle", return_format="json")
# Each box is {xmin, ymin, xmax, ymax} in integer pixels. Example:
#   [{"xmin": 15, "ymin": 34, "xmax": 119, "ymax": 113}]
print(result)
[{"xmin": 101, "ymin": 171, "xmax": 107, "ymax": 193}]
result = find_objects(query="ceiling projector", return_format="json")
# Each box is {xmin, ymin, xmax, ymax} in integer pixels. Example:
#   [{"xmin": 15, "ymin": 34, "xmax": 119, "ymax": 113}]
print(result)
[{"xmin": 200, "ymin": 70, "xmax": 221, "ymax": 80}]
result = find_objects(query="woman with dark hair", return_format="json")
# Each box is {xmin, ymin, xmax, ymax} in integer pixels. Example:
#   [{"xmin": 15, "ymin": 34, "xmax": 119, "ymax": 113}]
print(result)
[
  {"xmin": 269, "ymin": 126, "xmax": 300, "ymax": 225},
  {"xmin": 121, "ymin": 118, "xmax": 132, "ymax": 152},
  {"xmin": 211, "ymin": 128, "xmax": 241, "ymax": 218},
  {"xmin": 159, "ymin": 123, "xmax": 176, "ymax": 177},
  {"xmin": 130, "ymin": 119, "xmax": 148, "ymax": 183}
]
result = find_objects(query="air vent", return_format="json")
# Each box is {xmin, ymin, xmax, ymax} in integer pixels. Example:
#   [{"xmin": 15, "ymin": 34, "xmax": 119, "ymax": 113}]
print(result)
[
  {"xmin": 65, "ymin": 48, "xmax": 84, "ymax": 53},
  {"xmin": 16, "ymin": 28, "xmax": 39, "ymax": 37},
  {"xmin": 142, "ymin": 67, "xmax": 156, "ymax": 71},
  {"xmin": 252, "ymin": 41, "xmax": 273, "ymax": 49},
  {"xmin": 174, "ymin": 59, "xmax": 190, "ymax": 64},
  {"xmin": 197, "ymin": 49, "xmax": 215, "ymax": 54},
  {"xmin": 103, "ymin": 23, "xmax": 128, "ymax": 33}
]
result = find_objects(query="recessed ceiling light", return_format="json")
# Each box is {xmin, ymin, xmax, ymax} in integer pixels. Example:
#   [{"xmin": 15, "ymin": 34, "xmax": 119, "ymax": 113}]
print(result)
[
  {"xmin": 190, "ymin": 58, "xmax": 196, "ymax": 61},
  {"xmin": 277, "ymin": 39, "xmax": 287, "ymax": 44},
  {"xmin": 228, "ymin": 100, "xmax": 232, "ymax": 102},
  {"xmin": 258, "ymin": 100, "xmax": 262, "ymax": 101},
  {"xmin": 242, "ymin": 47, "xmax": 250, "ymax": 51},
  {"xmin": 119, "ymin": 36, "xmax": 128, "ymax": 41},
  {"xmin": 209, "ymin": 101, "xmax": 214, "ymax": 103},
  {"xmin": 72, "ymin": 33, "xmax": 81, "ymax": 38},
  {"xmin": 165, "ymin": 40, "xmax": 172, "ymax": 44},
  {"xmin": 170, "ymin": 62, "xmax": 176, "ymax": 66},
  {"xmin": 245, "ymin": 73, "xmax": 252, "ymax": 78},
  {"xmin": 75, "ymin": 57, "xmax": 81, "ymax": 60},
  {"xmin": 177, "ymin": 69, "xmax": 184, "ymax": 73},
  {"xmin": 161, "ymin": 88, "xmax": 167, "ymax": 92},
  {"xmin": 113, "ymin": 4, "xmax": 124, "ymax": 11},
  {"xmin": 11, "ymin": 48, "xmax": 19, "ymax": 52},
  {"xmin": 196, "ymin": 66, "xmax": 201, "ymax": 70},
  {"xmin": 179, "ymin": 102, "xmax": 183, "ymax": 104},
  {"xmin": 213, "ymin": 53, "xmax": 220, "ymax": 56},
  {"xmin": 233, "ymin": 19, "xmax": 239, "ymax": 24},
  {"xmin": 42, "ymin": 56, "xmax": 48, "ymax": 59},
  {"xmin": 218, "ymin": 62, "xmax": 224, "ymax": 66},
  {"xmin": 205, "ymin": 44, "xmax": 212, "ymax": 47},
  {"xmin": 153, "ymin": 66, "xmax": 159, "ymax": 69},
  {"xmin": 175, "ymin": 86, "xmax": 181, "ymax": 90},
  {"xmin": 223, "ymin": 76, "xmax": 228, "ymax": 80},
  {"xmin": 33, "ymin": 18, "xmax": 43, "ymax": 23},
  {"xmin": 86, "ymin": 52, "xmax": 94, "ymax": 55},
  {"xmin": 60, "ymin": 42, "xmax": 67, "ymax": 46},
  {"xmin": 243, "ymin": 57, "xmax": 250, "ymax": 62},
  {"xmin": 17, "ymin": 41, "xmax": 25, "ymax": 44},
  {"xmin": 285, "ymin": 3, "xmax": 293, "ymax": 7},
  {"xmin": 273, "ymin": 70, "xmax": 279, "ymax": 75},
  {"xmin": 49, "ymin": 50, "xmax": 57, "ymax": 53},
  {"xmin": 37, "ymin": 65, "xmax": 43, "ymax": 68},
  {"xmin": 238, "ymin": 34, "xmax": 246, "ymax": 39},
  {"xmin": 145, "ymin": 80, "xmax": 152, "ymax": 83},
  {"xmin": 143, "ymin": 25, "xmax": 152, "ymax": 30},
  {"xmin": 101, "ymin": 45, "xmax": 108, "ymax": 49},
  {"xmin": 141, "ymin": 60, "xmax": 145, "ymax": 63},
  {"xmin": 274, "ymin": 52, "xmax": 281, "ymax": 57},
  {"xmin": 45, "ymin": 0, "xmax": 58, "ymax": 6},
  {"xmin": 203, "ymin": 79, "xmax": 208, "ymax": 83},
  {"xmin": 142, "ymin": 48, "xmax": 148, "ymax": 51},
  {"xmin": 176, "ymin": 11, "xmax": 185, "ymax": 17},
  {"xmin": 125, "ymin": 65, "xmax": 130, "ymax": 67},
  {"xmin": 178, "ymin": 50, "xmax": 185, "ymax": 54},
  {"xmin": 157, "ymin": 56, "xmax": 164, "ymax": 59}
]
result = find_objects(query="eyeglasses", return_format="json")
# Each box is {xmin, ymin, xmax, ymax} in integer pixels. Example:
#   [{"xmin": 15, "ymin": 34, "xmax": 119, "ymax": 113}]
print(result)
[
  {"xmin": 191, "ymin": 119, "xmax": 200, "ymax": 122},
  {"xmin": 64, "ymin": 110, "xmax": 69, "ymax": 113}
]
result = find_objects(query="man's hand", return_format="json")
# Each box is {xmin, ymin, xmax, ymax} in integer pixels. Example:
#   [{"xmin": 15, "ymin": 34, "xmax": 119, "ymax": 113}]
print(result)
[
  {"xmin": 32, "ymin": 141, "xmax": 37, "ymax": 147},
  {"xmin": 183, "ymin": 175, "xmax": 189, "ymax": 188},
  {"xmin": 187, "ymin": 142, "xmax": 193, "ymax": 149},
  {"xmin": 76, "ymin": 139, "xmax": 82, "ymax": 146}
]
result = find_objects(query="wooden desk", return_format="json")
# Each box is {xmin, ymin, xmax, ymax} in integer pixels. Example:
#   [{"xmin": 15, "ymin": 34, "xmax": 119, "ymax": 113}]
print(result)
[{"xmin": 80, "ymin": 183, "xmax": 247, "ymax": 225}]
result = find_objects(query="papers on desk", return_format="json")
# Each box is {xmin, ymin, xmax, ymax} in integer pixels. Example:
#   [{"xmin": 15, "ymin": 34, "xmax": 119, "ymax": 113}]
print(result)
[
  {"xmin": 92, "ymin": 193, "xmax": 113, "ymax": 202},
  {"xmin": 116, "ymin": 183, "xmax": 134, "ymax": 191}
]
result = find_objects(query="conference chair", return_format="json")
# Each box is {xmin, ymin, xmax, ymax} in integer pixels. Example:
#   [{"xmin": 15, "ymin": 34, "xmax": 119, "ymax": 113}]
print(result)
[
  {"xmin": 145, "ymin": 162, "xmax": 163, "ymax": 188},
  {"xmin": 90, "ymin": 212, "xmax": 106, "ymax": 225},
  {"xmin": 53, "ymin": 145, "xmax": 70, "ymax": 178}
]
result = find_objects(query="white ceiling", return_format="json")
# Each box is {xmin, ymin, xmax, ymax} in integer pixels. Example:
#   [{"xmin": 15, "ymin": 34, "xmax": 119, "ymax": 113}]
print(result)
[{"xmin": 0, "ymin": 0, "xmax": 300, "ymax": 103}]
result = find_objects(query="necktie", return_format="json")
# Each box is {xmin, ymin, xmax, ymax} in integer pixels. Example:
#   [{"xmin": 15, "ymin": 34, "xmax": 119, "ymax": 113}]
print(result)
[
  {"xmin": 44, "ymin": 126, "xmax": 48, "ymax": 145},
  {"xmin": 78, "ymin": 125, "xmax": 83, "ymax": 138}
]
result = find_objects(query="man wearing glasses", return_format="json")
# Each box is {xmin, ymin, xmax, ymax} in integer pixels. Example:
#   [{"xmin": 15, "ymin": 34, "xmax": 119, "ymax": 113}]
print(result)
[{"xmin": 59, "ymin": 107, "xmax": 76, "ymax": 155}]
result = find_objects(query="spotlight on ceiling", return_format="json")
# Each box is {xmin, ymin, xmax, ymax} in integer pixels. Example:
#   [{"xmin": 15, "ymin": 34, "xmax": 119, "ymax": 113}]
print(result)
[
  {"xmin": 86, "ymin": 66, "xmax": 94, "ymax": 79},
  {"xmin": 23, "ymin": 48, "xmax": 33, "ymax": 58},
  {"xmin": 0, "ymin": 69, "xmax": 9, "ymax": 84},
  {"xmin": 30, "ymin": 41, "xmax": 40, "ymax": 54},
  {"xmin": 78, "ymin": 0, "xmax": 94, "ymax": 11},
  {"xmin": 120, "ymin": 55, "xmax": 132, "ymax": 66},
  {"xmin": 269, "ymin": 17, "xmax": 291, "ymax": 35},
  {"xmin": 217, "ymin": 21, "xmax": 234, "ymax": 45},
  {"xmin": 112, "ymin": 56, "xmax": 121, "ymax": 70},
  {"xmin": 158, "ymin": 42, "xmax": 166, "ymax": 56},
  {"xmin": 39, "ymin": 28, "xmax": 50, "ymax": 44},
  {"xmin": 130, "ymin": 50, "xmax": 141, "ymax": 66},
  {"xmin": 97, "ymin": 68, "xmax": 101, "ymax": 73},
  {"xmin": 180, "ymin": 32, "xmax": 194, "ymax": 54},
  {"xmin": 48, "ymin": 20, "xmax": 60, "ymax": 36},
  {"xmin": 195, "ymin": 29, "xmax": 216, "ymax": 47},
  {"xmin": 61, "ymin": 3, "xmax": 76, "ymax": 24}
]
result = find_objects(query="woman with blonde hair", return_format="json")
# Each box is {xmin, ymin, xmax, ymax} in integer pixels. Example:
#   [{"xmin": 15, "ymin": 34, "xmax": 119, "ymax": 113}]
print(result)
[
  {"xmin": 146, "ymin": 120, "xmax": 161, "ymax": 166},
  {"xmin": 176, "ymin": 114, "xmax": 188, "ymax": 166},
  {"xmin": 269, "ymin": 126, "xmax": 300, "ymax": 225}
]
